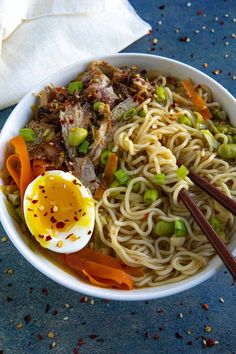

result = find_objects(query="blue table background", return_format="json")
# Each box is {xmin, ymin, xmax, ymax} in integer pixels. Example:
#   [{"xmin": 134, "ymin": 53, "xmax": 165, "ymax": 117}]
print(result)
[{"xmin": 0, "ymin": 1, "xmax": 236, "ymax": 353}]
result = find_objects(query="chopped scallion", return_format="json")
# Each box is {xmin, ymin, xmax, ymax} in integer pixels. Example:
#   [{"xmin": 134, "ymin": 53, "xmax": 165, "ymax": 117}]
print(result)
[
  {"xmin": 101, "ymin": 150, "xmax": 110, "ymax": 165},
  {"xmin": 155, "ymin": 86, "xmax": 166, "ymax": 103},
  {"xmin": 114, "ymin": 169, "xmax": 130, "ymax": 185},
  {"xmin": 123, "ymin": 108, "xmax": 137, "ymax": 120},
  {"xmin": 144, "ymin": 189, "xmax": 158, "ymax": 203},
  {"xmin": 178, "ymin": 115, "xmax": 192, "ymax": 127},
  {"xmin": 210, "ymin": 217, "xmax": 221, "ymax": 232},
  {"xmin": 138, "ymin": 109, "xmax": 146, "ymax": 118},
  {"xmin": 67, "ymin": 81, "xmax": 83, "ymax": 95},
  {"xmin": 132, "ymin": 182, "xmax": 141, "ymax": 192},
  {"xmin": 78, "ymin": 140, "xmax": 89, "ymax": 154},
  {"xmin": 176, "ymin": 165, "xmax": 189, "ymax": 179},
  {"xmin": 174, "ymin": 220, "xmax": 187, "ymax": 237},
  {"xmin": 20, "ymin": 128, "xmax": 36, "ymax": 142},
  {"xmin": 154, "ymin": 173, "xmax": 166, "ymax": 185}
]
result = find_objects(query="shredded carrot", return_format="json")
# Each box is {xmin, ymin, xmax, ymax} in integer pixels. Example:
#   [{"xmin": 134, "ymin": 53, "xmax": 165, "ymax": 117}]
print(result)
[
  {"xmin": 182, "ymin": 79, "xmax": 212, "ymax": 119},
  {"xmin": 32, "ymin": 159, "xmax": 47, "ymax": 178},
  {"xmin": 199, "ymin": 107, "xmax": 212, "ymax": 120},
  {"xmin": 6, "ymin": 136, "xmax": 33, "ymax": 201},
  {"xmin": 65, "ymin": 251, "xmax": 133, "ymax": 290},
  {"xmin": 95, "ymin": 152, "xmax": 118, "ymax": 199}
]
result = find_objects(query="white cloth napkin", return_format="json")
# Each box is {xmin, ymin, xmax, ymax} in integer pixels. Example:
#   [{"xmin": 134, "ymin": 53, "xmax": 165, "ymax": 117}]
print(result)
[{"xmin": 0, "ymin": 0, "xmax": 150, "ymax": 109}]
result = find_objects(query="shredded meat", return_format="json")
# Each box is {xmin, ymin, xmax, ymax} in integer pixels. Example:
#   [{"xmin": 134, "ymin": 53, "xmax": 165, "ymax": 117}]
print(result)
[
  {"xmin": 89, "ymin": 97, "xmax": 137, "ymax": 165},
  {"xmin": 71, "ymin": 157, "xmax": 100, "ymax": 193},
  {"xmin": 27, "ymin": 133, "xmax": 65, "ymax": 168},
  {"xmin": 60, "ymin": 102, "xmax": 91, "ymax": 159}
]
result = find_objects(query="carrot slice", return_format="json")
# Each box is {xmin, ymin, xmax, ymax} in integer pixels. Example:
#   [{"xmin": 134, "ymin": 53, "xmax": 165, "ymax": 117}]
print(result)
[
  {"xmin": 95, "ymin": 152, "xmax": 118, "ymax": 199},
  {"xmin": 32, "ymin": 159, "xmax": 47, "ymax": 178},
  {"xmin": 65, "ymin": 253, "xmax": 133, "ymax": 290},
  {"xmin": 182, "ymin": 79, "xmax": 212, "ymax": 119},
  {"xmin": 6, "ymin": 136, "xmax": 33, "ymax": 201},
  {"xmin": 77, "ymin": 248, "xmax": 144, "ymax": 276}
]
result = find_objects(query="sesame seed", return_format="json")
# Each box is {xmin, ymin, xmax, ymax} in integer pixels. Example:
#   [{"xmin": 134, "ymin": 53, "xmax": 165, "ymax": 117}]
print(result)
[
  {"xmin": 57, "ymin": 240, "xmax": 63, "ymax": 248},
  {"xmin": 211, "ymin": 29, "xmax": 215, "ymax": 33},
  {"xmin": 68, "ymin": 161, "xmax": 74, "ymax": 166},
  {"xmin": 63, "ymin": 316, "xmax": 69, "ymax": 321},
  {"xmin": 16, "ymin": 323, "xmax": 24, "ymax": 329},
  {"xmin": 5, "ymin": 268, "xmax": 14, "ymax": 275},
  {"xmin": 195, "ymin": 30, "xmax": 200, "ymax": 34},
  {"xmin": 152, "ymin": 38, "xmax": 158, "ymax": 44},
  {"xmin": 90, "ymin": 299, "xmax": 95, "ymax": 305},
  {"xmin": 214, "ymin": 340, "xmax": 219, "ymax": 345},
  {"xmin": 219, "ymin": 297, "xmax": 225, "ymax": 303},
  {"xmin": 175, "ymin": 28, "xmax": 180, "ymax": 33},
  {"xmin": 187, "ymin": 330, "xmax": 192, "ymax": 335},
  {"xmin": 158, "ymin": 21, "xmax": 162, "ymax": 25},
  {"xmin": 202, "ymin": 339, "xmax": 207, "ymax": 346},
  {"xmin": 70, "ymin": 234, "xmax": 78, "ymax": 241},
  {"xmin": 233, "ymin": 18, "xmax": 236, "ymax": 23},
  {"xmin": 204, "ymin": 325, "xmax": 212, "ymax": 333},
  {"xmin": 186, "ymin": 37, "xmax": 191, "ymax": 42},
  {"xmin": 179, "ymin": 312, "xmax": 183, "ymax": 318},
  {"xmin": 38, "ymin": 205, "xmax": 45, "ymax": 211},
  {"xmin": 202, "ymin": 26, "xmax": 206, "ymax": 30},
  {"xmin": 65, "ymin": 303, "xmax": 70, "ymax": 308},
  {"xmin": 225, "ymin": 14, "xmax": 229, "ymax": 18},
  {"xmin": 214, "ymin": 17, "xmax": 218, "ymax": 21},
  {"xmin": 225, "ymin": 41, "xmax": 229, "ymax": 46},
  {"xmin": 84, "ymin": 296, "xmax": 88, "ymax": 302},
  {"xmin": 1, "ymin": 236, "xmax": 7, "ymax": 242},
  {"xmin": 232, "ymin": 33, "xmax": 236, "ymax": 38},
  {"xmin": 212, "ymin": 69, "xmax": 222, "ymax": 75},
  {"xmin": 187, "ymin": 2, "xmax": 191, "ymax": 7},
  {"xmin": 52, "ymin": 206, "xmax": 58, "ymax": 212},
  {"xmin": 51, "ymin": 342, "xmax": 56, "ymax": 349},
  {"xmin": 203, "ymin": 63, "xmax": 208, "ymax": 68},
  {"xmin": 232, "ymin": 75, "xmax": 236, "ymax": 80},
  {"xmin": 48, "ymin": 331, "xmax": 55, "ymax": 338},
  {"xmin": 224, "ymin": 53, "xmax": 229, "ymax": 58}
]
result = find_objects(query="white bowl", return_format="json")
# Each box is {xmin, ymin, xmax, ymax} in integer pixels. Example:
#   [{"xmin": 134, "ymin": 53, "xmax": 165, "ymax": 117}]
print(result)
[{"xmin": 1, "ymin": 53, "xmax": 236, "ymax": 301}]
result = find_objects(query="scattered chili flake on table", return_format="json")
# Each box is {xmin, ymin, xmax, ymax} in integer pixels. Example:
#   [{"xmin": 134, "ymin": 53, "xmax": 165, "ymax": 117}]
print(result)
[
  {"xmin": 179, "ymin": 36, "xmax": 191, "ymax": 42},
  {"xmin": 24, "ymin": 314, "xmax": 32, "ymax": 324},
  {"xmin": 201, "ymin": 303, "xmax": 209, "ymax": 310},
  {"xmin": 153, "ymin": 333, "xmax": 160, "ymax": 340},
  {"xmin": 175, "ymin": 332, "xmax": 183, "ymax": 339}
]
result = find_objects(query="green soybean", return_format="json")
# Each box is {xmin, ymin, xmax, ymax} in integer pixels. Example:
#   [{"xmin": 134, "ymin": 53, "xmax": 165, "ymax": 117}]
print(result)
[
  {"xmin": 154, "ymin": 220, "xmax": 175, "ymax": 237},
  {"xmin": 68, "ymin": 128, "xmax": 88, "ymax": 147},
  {"xmin": 218, "ymin": 144, "xmax": 236, "ymax": 159}
]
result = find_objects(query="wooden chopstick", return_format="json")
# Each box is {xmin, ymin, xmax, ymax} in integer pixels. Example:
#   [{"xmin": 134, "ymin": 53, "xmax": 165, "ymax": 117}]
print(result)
[
  {"xmin": 188, "ymin": 168, "xmax": 236, "ymax": 216},
  {"xmin": 179, "ymin": 188, "xmax": 236, "ymax": 280}
]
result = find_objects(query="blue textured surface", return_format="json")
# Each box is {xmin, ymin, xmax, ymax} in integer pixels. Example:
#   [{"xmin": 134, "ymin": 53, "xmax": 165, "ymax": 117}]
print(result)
[{"xmin": 0, "ymin": 1, "xmax": 236, "ymax": 353}]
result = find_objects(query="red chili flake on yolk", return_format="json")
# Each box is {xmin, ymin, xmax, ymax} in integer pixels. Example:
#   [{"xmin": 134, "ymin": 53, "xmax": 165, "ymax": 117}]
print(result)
[
  {"xmin": 50, "ymin": 216, "xmax": 57, "ymax": 224},
  {"xmin": 56, "ymin": 221, "xmax": 65, "ymax": 229},
  {"xmin": 39, "ymin": 185, "xmax": 44, "ymax": 189},
  {"xmin": 32, "ymin": 200, "xmax": 38, "ymax": 204},
  {"xmin": 74, "ymin": 216, "xmax": 79, "ymax": 221},
  {"xmin": 46, "ymin": 236, "xmax": 52, "ymax": 241},
  {"xmin": 43, "ymin": 212, "xmax": 48, "ymax": 217},
  {"xmin": 73, "ymin": 179, "xmax": 79, "ymax": 185},
  {"xmin": 27, "ymin": 208, "xmax": 33, "ymax": 211}
]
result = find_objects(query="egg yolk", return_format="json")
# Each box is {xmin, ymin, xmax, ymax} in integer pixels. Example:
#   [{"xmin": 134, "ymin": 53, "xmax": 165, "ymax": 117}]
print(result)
[{"xmin": 25, "ymin": 174, "xmax": 88, "ymax": 237}]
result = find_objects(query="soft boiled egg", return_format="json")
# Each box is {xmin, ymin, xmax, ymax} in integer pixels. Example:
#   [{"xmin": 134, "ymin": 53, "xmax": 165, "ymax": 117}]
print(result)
[{"xmin": 23, "ymin": 170, "xmax": 95, "ymax": 253}]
